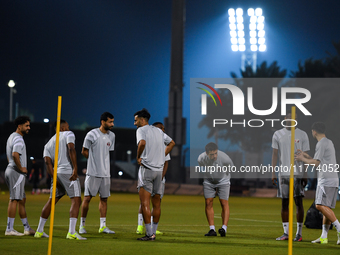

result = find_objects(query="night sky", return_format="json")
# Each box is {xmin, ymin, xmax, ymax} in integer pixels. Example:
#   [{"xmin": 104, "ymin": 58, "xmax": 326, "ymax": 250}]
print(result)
[{"xmin": 1, "ymin": 0, "xmax": 340, "ymax": 144}]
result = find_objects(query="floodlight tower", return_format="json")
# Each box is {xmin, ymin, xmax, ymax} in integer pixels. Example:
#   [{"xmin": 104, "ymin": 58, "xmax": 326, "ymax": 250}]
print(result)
[{"xmin": 228, "ymin": 8, "xmax": 266, "ymax": 72}]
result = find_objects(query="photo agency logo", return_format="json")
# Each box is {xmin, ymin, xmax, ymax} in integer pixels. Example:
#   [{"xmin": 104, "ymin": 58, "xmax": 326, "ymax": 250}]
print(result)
[{"xmin": 196, "ymin": 81, "xmax": 312, "ymax": 128}]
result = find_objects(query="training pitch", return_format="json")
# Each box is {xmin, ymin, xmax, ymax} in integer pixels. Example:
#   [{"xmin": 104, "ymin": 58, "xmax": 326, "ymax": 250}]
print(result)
[{"xmin": 1, "ymin": 192, "xmax": 339, "ymax": 255}]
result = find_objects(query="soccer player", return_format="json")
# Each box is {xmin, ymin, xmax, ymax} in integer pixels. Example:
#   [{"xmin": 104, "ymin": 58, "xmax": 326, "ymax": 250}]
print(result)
[
  {"xmin": 197, "ymin": 142, "xmax": 234, "ymax": 237},
  {"xmin": 5, "ymin": 116, "xmax": 35, "ymax": 236},
  {"xmin": 134, "ymin": 109, "xmax": 175, "ymax": 241},
  {"xmin": 35, "ymin": 120, "xmax": 85, "ymax": 240},
  {"xmin": 29, "ymin": 159, "xmax": 42, "ymax": 194},
  {"xmin": 271, "ymin": 113, "xmax": 309, "ymax": 242},
  {"xmin": 136, "ymin": 122, "xmax": 171, "ymax": 235},
  {"xmin": 295, "ymin": 122, "xmax": 340, "ymax": 245},
  {"xmin": 79, "ymin": 112, "xmax": 116, "ymax": 234}
]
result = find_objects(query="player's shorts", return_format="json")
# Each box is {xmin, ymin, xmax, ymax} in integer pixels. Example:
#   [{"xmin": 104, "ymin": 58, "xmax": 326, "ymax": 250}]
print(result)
[
  {"xmin": 278, "ymin": 176, "xmax": 304, "ymax": 198},
  {"xmin": 203, "ymin": 179, "xmax": 230, "ymax": 200},
  {"xmin": 84, "ymin": 175, "xmax": 110, "ymax": 198},
  {"xmin": 49, "ymin": 173, "xmax": 81, "ymax": 198},
  {"xmin": 5, "ymin": 167, "xmax": 26, "ymax": 200},
  {"xmin": 152, "ymin": 177, "xmax": 166, "ymax": 199},
  {"xmin": 137, "ymin": 166, "xmax": 163, "ymax": 196},
  {"xmin": 315, "ymin": 185, "xmax": 337, "ymax": 209}
]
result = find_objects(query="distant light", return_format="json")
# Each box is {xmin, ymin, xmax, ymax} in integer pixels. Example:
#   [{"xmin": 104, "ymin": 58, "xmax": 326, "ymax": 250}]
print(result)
[
  {"xmin": 127, "ymin": 150, "xmax": 131, "ymax": 155},
  {"xmin": 238, "ymin": 38, "xmax": 245, "ymax": 45},
  {"xmin": 239, "ymin": 45, "xmax": 246, "ymax": 51},
  {"xmin": 250, "ymin": 38, "xmax": 257, "ymax": 45},
  {"xmin": 230, "ymin": 31, "xmax": 237, "ymax": 37},
  {"xmin": 231, "ymin": 45, "xmax": 239, "ymax": 51},
  {"xmin": 247, "ymin": 8, "xmax": 254, "ymax": 16},
  {"xmin": 228, "ymin": 8, "xmax": 235, "ymax": 16},
  {"xmin": 258, "ymin": 30, "xmax": 265, "ymax": 38},
  {"xmin": 229, "ymin": 24, "xmax": 237, "ymax": 30},
  {"xmin": 8, "ymin": 80, "xmax": 15, "ymax": 88},
  {"xmin": 257, "ymin": 16, "xmax": 265, "ymax": 23},
  {"xmin": 118, "ymin": 171, "xmax": 123, "ymax": 176},
  {"xmin": 259, "ymin": 45, "xmax": 267, "ymax": 52},
  {"xmin": 255, "ymin": 8, "xmax": 262, "ymax": 16},
  {"xmin": 229, "ymin": 16, "xmax": 236, "ymax": 23},
  {"xmin": 236, "ymin": 8, "xmax": 243, "ymax": 16},
  {"xmin": 30, "ymin": 157, "xmax": 34, "ymax": 160},
  {"xmin": 43, "ymin": 118, "xmax": 49, "ymax": 123},
  {"xmin": 257, "ymin": 23, "xmax": 264, "ymax": 30},
  {"xmin": 237, "ymin": 23, "xmax": 244, "ymax": 30},
  {"xmin": 236, "ymin": 16, "xmax": 243, "ymax": 23},
  {"xmin": 251, "ymin": 45, "xmax": 258, "ymax": 51},
  {"xmin": 238, "ymin": 31, "xmax": 245, "ymax": 38},
  {"xmin": 250, "ymin": 31, "xmax": 257, "ymax": 38},
  {"xmin": 250, "ymin": 16, "xmax": 257, "ymax": 23},
  {"xmin": 249, "ymin": 23, "xmax": 256, "ymax": 30},
  {"xmin": 231, "ymin": 38, "xmax": 238, "ymax": 45},
  {"xmin": 258, "ymin": 38, "xmax": 265, "ymax": 45}
]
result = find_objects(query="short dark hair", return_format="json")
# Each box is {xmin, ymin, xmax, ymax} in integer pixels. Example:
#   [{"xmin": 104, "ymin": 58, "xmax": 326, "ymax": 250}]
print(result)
[
  {"xmin": 152, "ymin": 122, "xmax": 163, "ymax": 126},
  {"xmin": 100, "ymin": 112, "xmax": 114, "ymax": 123},
  {"xmin": 14, "ymin": 116, "xmax": 30, "ymax": 127},
  {"xmin": 285, "ymin": 111, "xmax": 298, "ymax": 120},
  {"xmin": 54, "ymin": 119, "xmax": 67, "ymax": 129},
  {"xmin": 134, "ymin": 108, "xmax": 151, "ymax": 121},
  {"xmin": 205, "ymin": 142, "xmax": 218, "ymax": 153},
  {"xmin": 312, "ymin": 122, "xmax": 326, "ymax": 134}
]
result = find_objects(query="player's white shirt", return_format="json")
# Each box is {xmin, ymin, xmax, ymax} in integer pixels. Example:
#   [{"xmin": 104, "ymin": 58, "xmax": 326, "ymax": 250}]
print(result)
[
  {"xmin": 197, "ymin": 150, "xmax": 234, "ymax": 184},
  {"xmin": 6, "ymin": 132, "xmax": 27, "ymax": 173},
  {"xmin": 43, "ymin": 131, "xmax": 75, "ymax": 175},
  {"xmin": 272, "ymin": 128, "xmax": 310, "ymax": 177},
  {"xmin": 164, "ymin": 133, "xmax": 171, "ymax": 162},
  {"xmin": 314, "ymin": 137, "xmax": 339, "ymax": 188},
  {"xmin": 83, "ymin": 128, "xmax": 115, "ymax": 177},
  {"xmin": 136, "ymin": 125, "xmax": 172, "ymax": 171}
]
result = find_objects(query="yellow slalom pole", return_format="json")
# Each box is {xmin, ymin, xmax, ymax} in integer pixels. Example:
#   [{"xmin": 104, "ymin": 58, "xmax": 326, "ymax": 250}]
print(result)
[
  {"xmin": 288, "ymin": 106, "xmax": 296, "ymax": 255},
  {"xmin": 48, "ymin": 96, "xmax": 62, "ymax": 255}
]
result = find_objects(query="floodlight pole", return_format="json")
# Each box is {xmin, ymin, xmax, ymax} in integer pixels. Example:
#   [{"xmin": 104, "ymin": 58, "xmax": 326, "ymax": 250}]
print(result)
[{"xmin": 241, "ymin": 51, "xmax": 257, "ymax": 72}]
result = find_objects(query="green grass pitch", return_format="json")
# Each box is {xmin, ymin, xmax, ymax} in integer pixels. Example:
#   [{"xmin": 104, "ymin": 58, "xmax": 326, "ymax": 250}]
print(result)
[{"xmin": 1, "ymin": 192, "xmax": 339, "ymax": 255}]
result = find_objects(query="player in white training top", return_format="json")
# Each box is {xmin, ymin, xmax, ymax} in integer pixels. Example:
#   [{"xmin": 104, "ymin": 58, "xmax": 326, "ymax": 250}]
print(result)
[
  {"xmin": 34, "ymin": 120, "xmax": 85, "ymax": 240},
  {"xmin": 136, "ymin": 122, "xmax": 172, "ymax": 235},
  {"xmin": 134, "ymin": 109, "xmax": 175, "ymax": 241},
  {"xmin": 295, "ymin": 122, "xmax": 340, "ymax": 245},
  {"xmin": 79, "ymin": 112, "xmax": 116, "ymax": 234},
  {"xmin": 271, "ymin": 113, "xmax": 310, "ymax": 242},
  {"xmin": 5, "ymin": 116, "xmax": 35, "ymax": 236}
]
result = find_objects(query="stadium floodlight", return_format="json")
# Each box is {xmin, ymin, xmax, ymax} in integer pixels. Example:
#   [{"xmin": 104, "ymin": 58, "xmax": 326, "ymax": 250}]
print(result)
[
  {"xmin": 259, "ymin": 45, "xmax": 266, "ymax": 52},
  {"xmin": 228, "ymin": 7, "xmax": 266, "ymax": 54},
  {"xmin": 257, "ymin": 16, "xmax": 265, "ymax": 23},
  {"xmin": 258, "ymin": 38, "xmax": 265, "ymax": 45},
  {"xmin": 247, "ymin": 8, "xmax": 254, "ymax": 16},
  {"xmin": 229, "ymin": 23, "xmax": 236, "ymax": 30},
  {"xmin": 251, "ymin": 45, "xmax": 258, "ymax": 51},
  {"xmin": 250, "ymin": 38, "xmax": 257, "ymax": 45},
  {"xmin": 250, "ymin": 31, "xmax": 256, "ymax": 38},
  {"xmin": 250, "ymin": 16, "xmax": 257, "ymax": 24},
  {"xmin": 43, "ymin": 118, "xmax": 50, "ymax": 123},
  {"xmin": 231, "ymin": 38, "xmax": 238, "ymax": 44},
  {"xmin": 238, "ymin": 31, "xmax": 245, "ymax": 38},
  {"xmin": 258, "ymin": 30, "xmax": 265, "ymax": 37},
  {"xmin": 236, "ymin": 8, "xmax": 243, "ymax": 16},
  {"xmin": 249, "ymin": 23, "xmax": 256, "ymax": 30},
  {"xmin": 255, "ymin": 8, "xmax": 262, "ymax": 16},
  {"xmin": 231, "ymin": 45, "xmax": 239, "ymax": 51},
  {"xmin": 228, "ymin": 8, "xmax": 235, "ymax": 16}
]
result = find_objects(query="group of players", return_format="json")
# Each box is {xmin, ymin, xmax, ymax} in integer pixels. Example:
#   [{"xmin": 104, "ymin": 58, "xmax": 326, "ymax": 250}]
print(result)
[
  {"xmin": 4, "ymin": 110, "xmax": 340, "ymax": 244},
  {"xmin": 4, "ymin": 109, "xmax": 175, "ymax": 241},
  {"xmin": 198, "ymin": 113, "xmax": 340, "ymax": 244}
]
